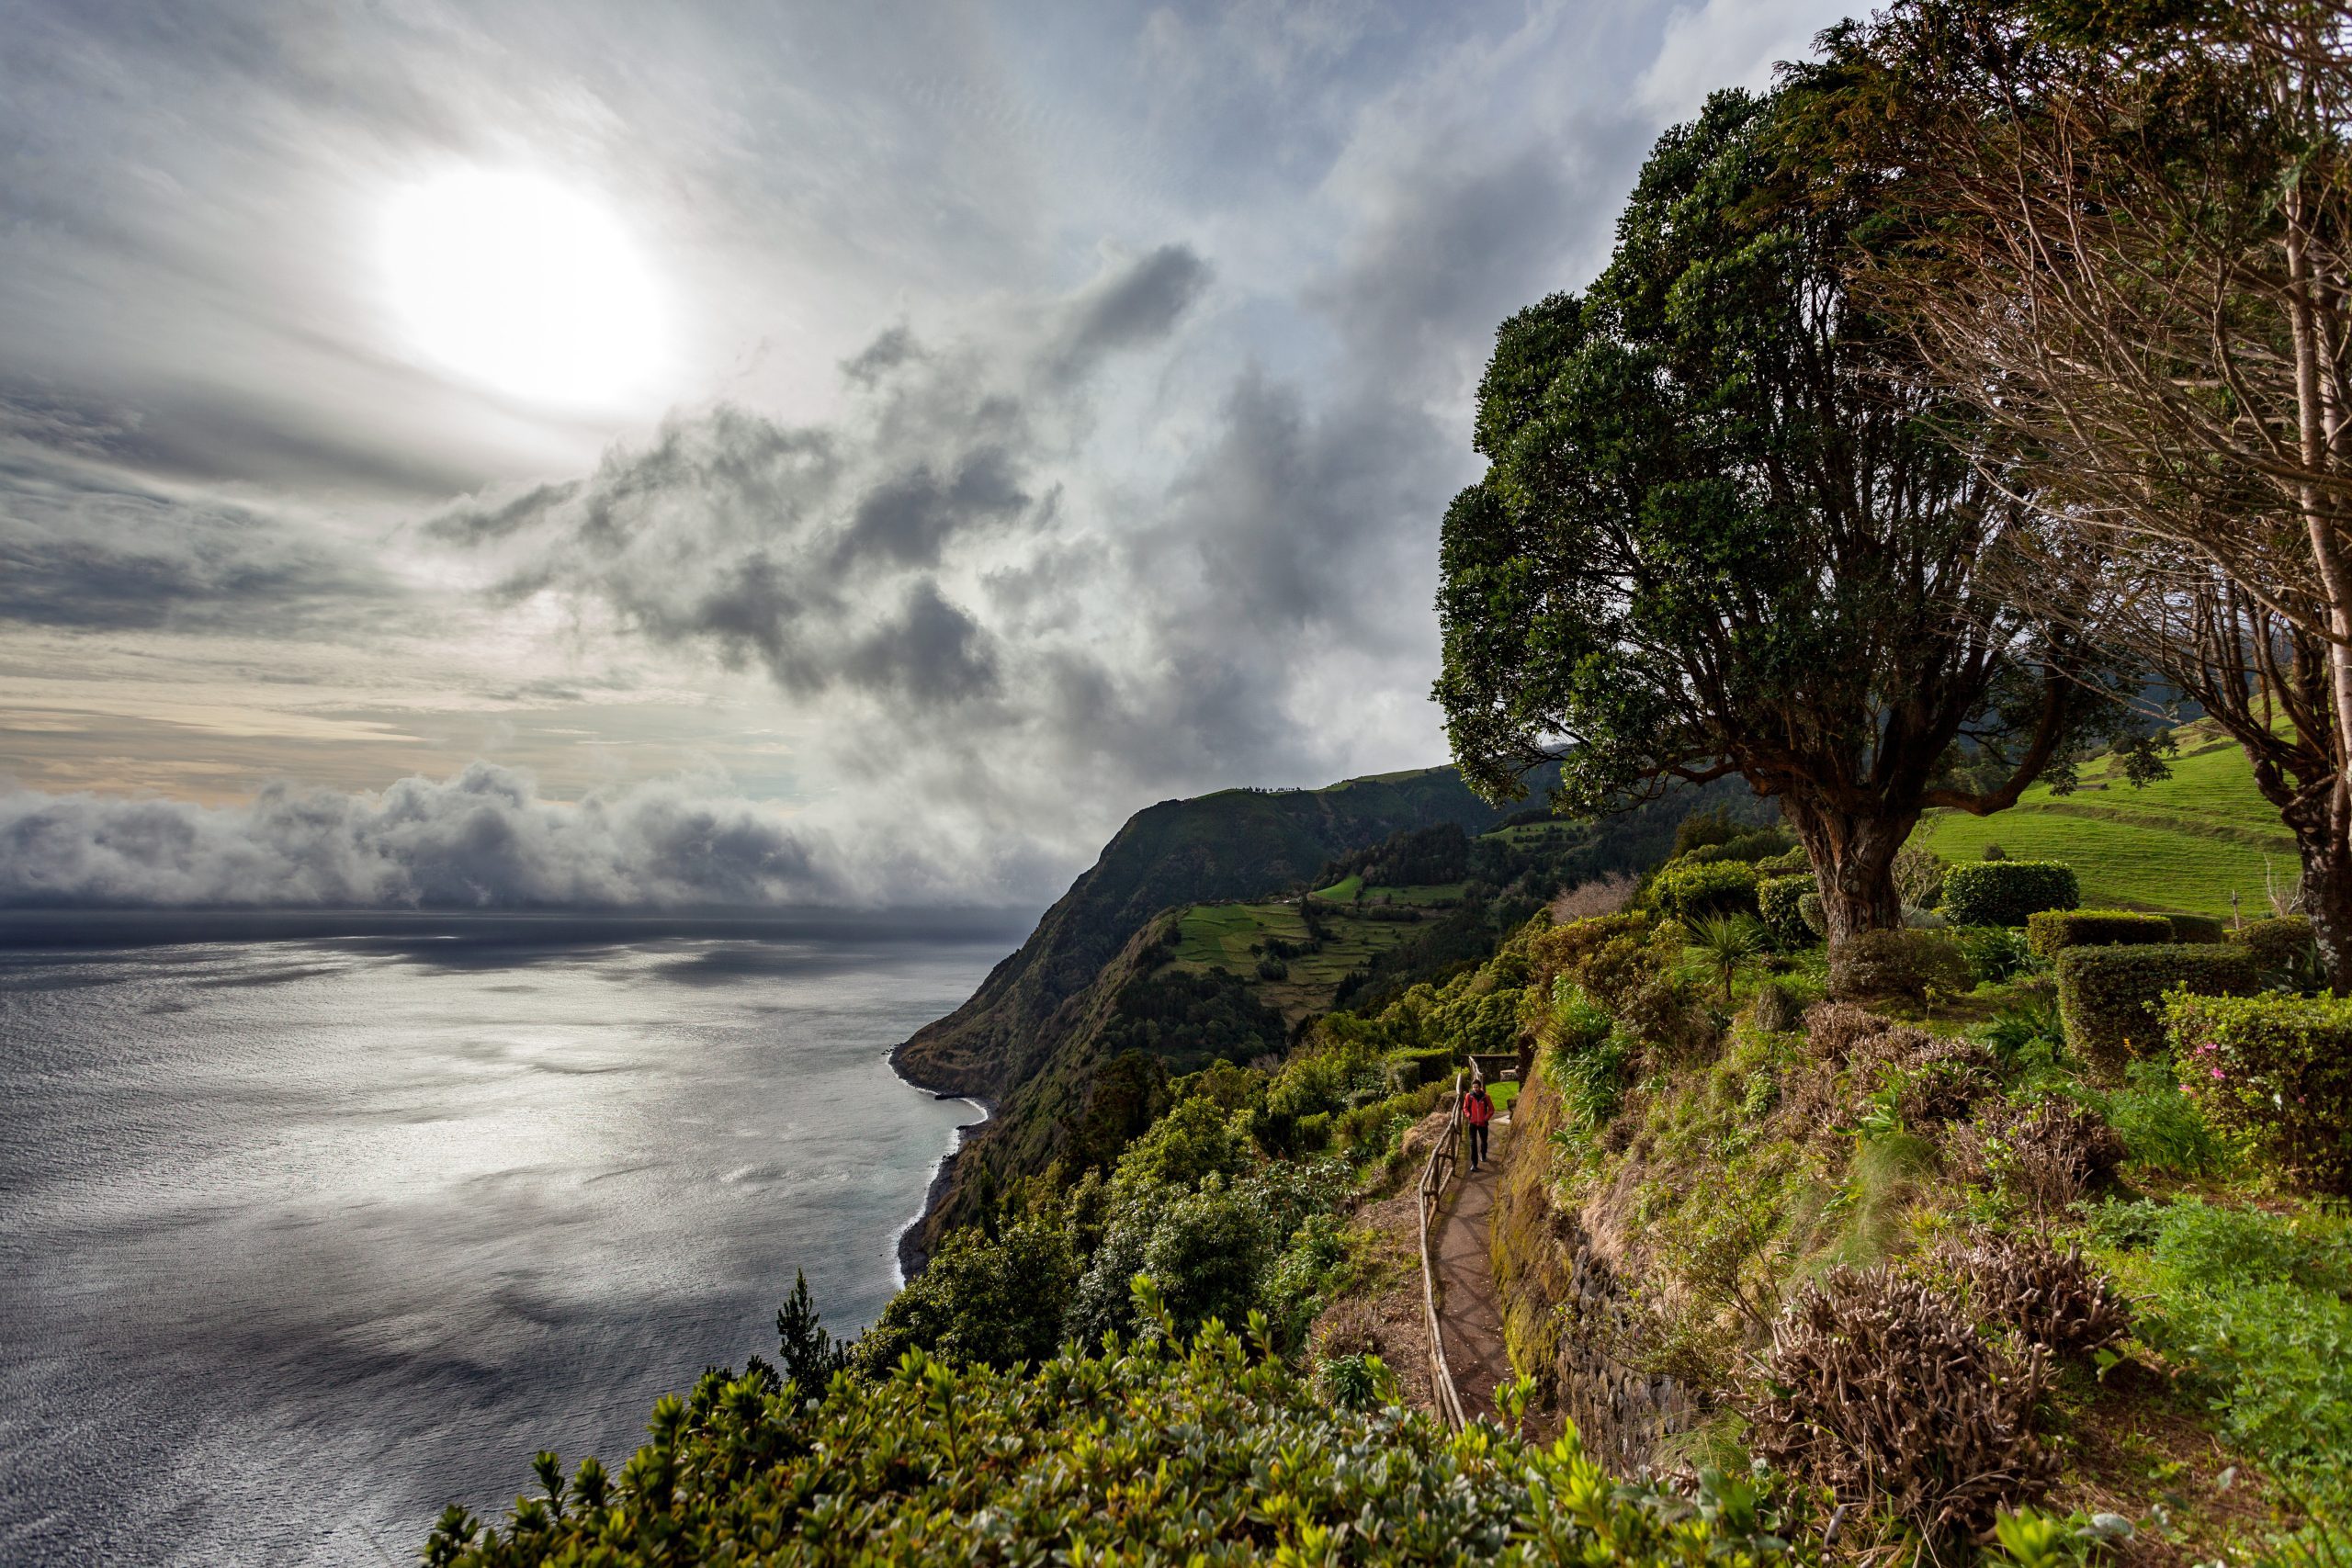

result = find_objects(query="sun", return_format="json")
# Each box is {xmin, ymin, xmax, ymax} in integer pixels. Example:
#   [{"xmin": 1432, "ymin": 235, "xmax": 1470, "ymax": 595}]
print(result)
[{"xmin": 381, "ymin": 169, "xmax": 665, "ymax": 409}]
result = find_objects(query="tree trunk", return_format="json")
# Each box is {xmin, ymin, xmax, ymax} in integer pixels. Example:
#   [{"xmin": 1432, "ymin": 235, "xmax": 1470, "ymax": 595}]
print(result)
[
  {"xmin": 1780, "ymin": 798, "xmax": 1915, "ymax": 945},
  {"xmin": 2296, "ymin": 831, "xmax": 2352, "ymax": 998}
]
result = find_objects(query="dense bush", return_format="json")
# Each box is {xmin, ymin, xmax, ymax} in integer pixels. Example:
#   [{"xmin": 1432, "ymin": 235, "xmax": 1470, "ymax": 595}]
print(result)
[
  {"xmin": 2167, "ymin": 913, "xmax": 2227, "ymax": 944},
  {"xmin": 1756, "ymin": 874, "xmax": 1817, "ymax": 950},
  {"xmin": 2089, "ymin": 1056, "xmax": 2230, "ymax": 1177},
  {"xmin": 2025, "ymin": 909, "xmax": 2175, "ymax": 960},
  {"xmin": 2089, "ymin": 1199, "xmax": 2352, "ymax": 1506},
  {"xmin": 1940, "ymin": 861, "xmax": 2080, "ymax": 928},
  {"xmin": 1949, "ymin": 1097, "xmax": 2125, "ymax": 1222},
  {"xmin": 425, "ymin": 1313, "xmax": 1810, "ymax": 1568},
  {"xmin": 1387, "ymin": 1043, "xmax": 1458, "ymax": 1089},
  {"xmin": 855, "ymin": 1216, "xmax": 1078, "ymax": 1373},
  {"xmin": 1939, "ymin": 1232, "xmax": 2131, "ymax": 1359},
  {"xmin": 2053, "ymin": 944, "xmax": 2261, "ymax": 1074},
  {"xmin": 2167, "ymin": 991, "xmax": 2352, "ymax": 1197},
  {"xmin": 1827, "ymin": 928, "xmax": 1967, "ymax": 1002},
  {"xmin": 1650, "ymin": 858, "xmax": 1761, "ymax": 921},
  {"xmin": 1744, "ymin": 1267, "xmax": 2054, "ymax": 1542},
  {"xmin": 1952, "ymin": 925, "xmax": 2032, "ymax": 986},
  {"xmin": 2232, "ymin": 915, "xmax": 2321, "ymax": 984}
]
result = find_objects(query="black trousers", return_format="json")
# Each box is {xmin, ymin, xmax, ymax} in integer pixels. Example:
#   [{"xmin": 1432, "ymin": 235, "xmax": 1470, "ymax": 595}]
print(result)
[{"xmin": 1465, "ymin": 1122, "xmax": 1489, "ymax": 1167}]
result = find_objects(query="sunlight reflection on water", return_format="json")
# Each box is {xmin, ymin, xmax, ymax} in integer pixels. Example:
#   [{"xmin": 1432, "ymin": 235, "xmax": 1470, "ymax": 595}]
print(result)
[{"xmin": 0, "ymin": 926, "xmax": 1002, "ymax": 1566}]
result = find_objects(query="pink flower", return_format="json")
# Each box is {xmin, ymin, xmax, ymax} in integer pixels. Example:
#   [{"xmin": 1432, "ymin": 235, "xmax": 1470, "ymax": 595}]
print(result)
[{"xmin": 2210, "ymin": 1066, "xmax": 2227, "ymax": 1079}]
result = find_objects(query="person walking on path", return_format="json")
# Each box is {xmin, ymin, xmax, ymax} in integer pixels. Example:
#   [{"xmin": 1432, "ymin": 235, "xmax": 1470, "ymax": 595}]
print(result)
[{"xmin": 1463, "ymin": 1075, "xmax": 1494, "ymax": 1171}]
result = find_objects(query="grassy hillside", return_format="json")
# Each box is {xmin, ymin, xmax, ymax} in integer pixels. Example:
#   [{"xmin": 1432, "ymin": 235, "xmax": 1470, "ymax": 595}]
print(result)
[
  {"xmin": 1170, "ymin": 897, "xmax": 1440, "ymax": 1024},
  {"xmin": 1914, "ymin": 721, "xmax": 2298, "ymax": 917}
]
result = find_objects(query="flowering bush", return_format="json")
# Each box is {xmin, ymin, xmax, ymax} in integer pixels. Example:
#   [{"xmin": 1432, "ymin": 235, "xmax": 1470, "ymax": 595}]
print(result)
[
  {"xmin": 2165, "ymin": 991, "xmax": 2352, "ymax": 1198},
  {"xmin": 2052, "ymin": 944, "xmax": 2260, "ymax": 1076}
]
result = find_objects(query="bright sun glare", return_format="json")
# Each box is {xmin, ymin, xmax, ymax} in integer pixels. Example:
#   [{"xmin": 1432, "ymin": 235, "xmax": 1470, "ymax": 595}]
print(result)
[{"xmin": 382, "ymin": 169, "xmax": 664, "ymax": 408}]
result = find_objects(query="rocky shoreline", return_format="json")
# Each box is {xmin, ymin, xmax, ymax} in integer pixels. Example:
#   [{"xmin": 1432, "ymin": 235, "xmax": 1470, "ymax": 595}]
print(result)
[{"xmin": 891, "ymin": 1066, "xmax": 991, "ymax": 1282}]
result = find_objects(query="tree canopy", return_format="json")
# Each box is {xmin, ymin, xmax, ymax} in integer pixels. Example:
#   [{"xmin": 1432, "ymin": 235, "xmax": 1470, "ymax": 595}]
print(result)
[{"xmin": 1435, "ymin": 89, "xmax": 2129, "ymax": 941}]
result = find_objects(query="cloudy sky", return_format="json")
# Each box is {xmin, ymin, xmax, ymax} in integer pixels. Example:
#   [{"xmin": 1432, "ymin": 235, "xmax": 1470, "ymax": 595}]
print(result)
[{"xmin": 0, "ymin": 0, "xmax": 1848, "ymax": 910}]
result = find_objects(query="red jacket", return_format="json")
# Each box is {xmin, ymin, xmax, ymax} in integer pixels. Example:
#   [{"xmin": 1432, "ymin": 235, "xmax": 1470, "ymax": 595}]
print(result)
[{"xmin": 1464, "ymin": 1089, "xmax": 1494, "ymax": 1127}]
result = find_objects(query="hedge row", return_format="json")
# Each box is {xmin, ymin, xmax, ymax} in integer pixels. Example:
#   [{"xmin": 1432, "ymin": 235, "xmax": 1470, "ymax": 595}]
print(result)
[
  {"xmin": 2054, "ymin": 944, "xmax": 2261, "ymax": 1075},
  {"xmin": 1941, "ymin": 861, "xmax": 2079, "ymax": 927},
  {"xmin": 2168, "ymin": 990, "xmax": 2352, "ymax": 1198},
  {"xmin": 2026, "ymin": 909, "xmax": 2174, "ymax": 959},
  {"xmin": 1650, "ymin": 859, "xmax": 1760, "ymax": 921},
  {"xmin": 1757, "ymin": 874, "xmax": 1817, "ymax": 949},
  {"xmin": 2233, "ymin": 915, "xmax": 2320, "ymax": 978}
]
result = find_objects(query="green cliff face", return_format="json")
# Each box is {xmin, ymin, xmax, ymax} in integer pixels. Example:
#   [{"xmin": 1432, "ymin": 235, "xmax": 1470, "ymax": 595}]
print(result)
[{"xmin": 892, "ymin": 765, "xmax": 1549, "ymax": 1256}]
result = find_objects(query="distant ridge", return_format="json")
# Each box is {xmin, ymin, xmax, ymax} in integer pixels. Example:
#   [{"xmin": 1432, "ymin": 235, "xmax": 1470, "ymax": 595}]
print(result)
[{"xmin": 890, "ymin": 762, "xmax": 1551, "ymax": 1264}]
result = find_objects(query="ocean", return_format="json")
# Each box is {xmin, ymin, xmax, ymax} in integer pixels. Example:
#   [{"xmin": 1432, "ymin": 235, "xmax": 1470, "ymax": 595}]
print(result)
[{"xmin": 0, "ymin": 911, "xmax": 1022, "ymax": 1566}]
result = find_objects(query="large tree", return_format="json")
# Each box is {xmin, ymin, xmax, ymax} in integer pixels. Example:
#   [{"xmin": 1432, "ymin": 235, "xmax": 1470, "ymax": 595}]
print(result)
[
  {"xmin": 1436, "ymin": 90, "xmax": 2130, "ymax": 943},
  {"xmin": 1795, "ymin": 0, "xmax": 2352, "ymax": 987}
]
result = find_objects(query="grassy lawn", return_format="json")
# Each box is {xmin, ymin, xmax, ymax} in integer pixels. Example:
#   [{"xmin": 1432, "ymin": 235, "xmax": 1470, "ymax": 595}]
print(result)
[{"xmin": 1914, "ymin": 724, "xmax": 2299, "ymax": 918}]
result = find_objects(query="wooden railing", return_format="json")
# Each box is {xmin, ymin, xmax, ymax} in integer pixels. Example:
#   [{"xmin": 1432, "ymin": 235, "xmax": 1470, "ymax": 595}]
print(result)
[{"xmin": 1416, "ymin": 1070, "xmax": 1469, "ymax": 1430}]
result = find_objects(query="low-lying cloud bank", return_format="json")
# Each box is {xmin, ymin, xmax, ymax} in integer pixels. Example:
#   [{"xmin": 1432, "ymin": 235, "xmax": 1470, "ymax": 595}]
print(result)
[{"xmin": 0, "ymin": 764, "xmax": 874, "ymax": 910}]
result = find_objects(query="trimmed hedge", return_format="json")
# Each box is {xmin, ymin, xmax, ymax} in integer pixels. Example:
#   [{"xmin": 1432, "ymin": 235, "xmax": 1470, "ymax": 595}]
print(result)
[
  {"xmin": 1754, "ymin": 845, "xmax": 1812, "ymax": 875},
  {"xmin": 1387, "ymin": 1044, "xmax": 1458, "ymax": 1089},
  {"xmin": 1829, "ymin": 928, "xmax": 1968, "ymax": 1002},
  {"xmin": 1941, "ymin": 861, "xmax": 2080, "ymax": 927},
  {"xmin": 2168, "ymin": 991, "xmax": 2352, "ymax": 1198},
  {"xmin": 1757, "ymin": 874, "xmax": 1818, "ymax": 950},
  {"xmin": 1650, "ymin": 858, "xmax": 1760, "ymax": 921},
  {"xmin": 2232, "ymin": 915, "xmax": 2319, "ymax": 978},
  {"xmin": 2167, "ymin": 913, "xmax": 2227, "ymax": 945},
  {"xmin": 2026, "ymin": 909, "xmax": 2175, "ymax": 960},
  {"xmin": 2054, "ymin": 944, "xmax": 2262, "ymax": 1075}
]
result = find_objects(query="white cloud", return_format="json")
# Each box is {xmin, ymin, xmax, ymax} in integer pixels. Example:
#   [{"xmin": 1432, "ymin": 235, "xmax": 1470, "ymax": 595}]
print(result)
[{"xmin": 1634, "ymin": 0, "xmax": 1850, "ymax": 124}]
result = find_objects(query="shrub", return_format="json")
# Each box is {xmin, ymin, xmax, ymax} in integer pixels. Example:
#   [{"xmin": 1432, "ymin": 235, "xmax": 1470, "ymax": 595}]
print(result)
[
  {"xmin": 425, "ymin": 1315, "xmax": 1810, "ymax": 1568},
  {"xmin": 2094, "ymin": 1056, "xmax": 2230, "ymax": 1177},
  {"xmin": 2232, "ymin": 915, "xmax": 2321, "ymax": 984},
  {"xmin": 1941, "ymin": 861, "xmax": 2080, "ymax": 927},
  {"xmin": 1750, "ymin": 978, "xmax": 1804, "ymax": 1033},
  {"xmin": 1939, "ymin": 1232, "xmax": 2131, "ymax": 1359},
  {"xmin": 1255, "ymin": 954, "xmax": 1288, "ymax": 980},
  {"xmin": 2054, "ymin": 944, "xmax": 2262, "ymax": 1075},
  {"xmin": 1386, "ymin": 1044, "xmax": 1457, "ymax": 1089},
  {"xmin": 1828, "ymin": 928, "xmax": 1969, "ymax": 1002},
  {"xmin": 1757, "ymin": 874, "xmax": 1817, "ymax": 950},
  {"xmin": 1754, "ymin": 844, "xmax": 1812, "ymax": 875},
  {"xmin": 2025, "ymin": 909, "xmax": 2175, "ymax": 960},
  {"xmin": 1953, "ymin": 925, "xmax": 2032, "ymax": 986},
  {"xmin": 2166, "ymin": 991, "xmax": 2352, "ymax": 1197},
  {"xmin": 1949, "ymin": 1098, "xmax": 2125, "ymax": 1223},
  {"xmin": 1651, "ymin": 858, "xmax": 1760, "ymax": 921},
  {"xmin": 1744, "ymin": 1267, "xmax": 2055, "ymax": 1541},
  {"xmin": 2168, "ymin": 913, "xmax": 2227, "ymax": 944},
  {"xmin": 2088, "ymin": 1199, "xmax": 2352, "ymax": 1504}
]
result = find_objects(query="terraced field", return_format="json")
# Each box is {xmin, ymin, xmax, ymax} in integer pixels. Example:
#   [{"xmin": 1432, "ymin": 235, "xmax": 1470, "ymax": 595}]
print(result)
[
  {"xmin": 1308, "ymin": 876, "xmax": 1466, "ymax": 906},
  {"xmin": 1166, "ymin": 897, "xmax": 1436, "ymax": 1023},
  {"xmin": 1913, "ymin": 722, "xmax": 2301, "ymax": 918}
]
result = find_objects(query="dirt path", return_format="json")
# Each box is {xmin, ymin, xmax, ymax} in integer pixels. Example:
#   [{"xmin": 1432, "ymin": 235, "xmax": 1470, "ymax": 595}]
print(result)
[{"xmin": 1433, "ymin": 1119, "xmax": 1511, "ymax": 1422}]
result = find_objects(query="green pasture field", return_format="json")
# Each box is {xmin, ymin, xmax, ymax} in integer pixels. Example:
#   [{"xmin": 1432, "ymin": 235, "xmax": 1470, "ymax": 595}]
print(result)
[
  {"xmin": 1913, "ymin": 723, "xmax": 2301, "ymax": 918},
  {"xmin": 1168, "ymin": 897, "xmax": 1435, "ymax": 1023},
  {"xmin": 1307, "ymin": 878, "xmax": 1465, "ymax": 906}
]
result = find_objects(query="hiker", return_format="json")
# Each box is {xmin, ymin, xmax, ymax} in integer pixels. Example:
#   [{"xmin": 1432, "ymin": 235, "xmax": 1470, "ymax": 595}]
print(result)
[{"xmin": 1463, "ymin": 1075, "xmax": 1494, "ymax": 1170}]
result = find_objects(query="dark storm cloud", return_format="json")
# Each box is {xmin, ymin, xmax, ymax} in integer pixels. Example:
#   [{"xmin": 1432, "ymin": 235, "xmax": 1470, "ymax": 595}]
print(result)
[
  {"xmin": 0, "ymin": 450, "xmax": 387, "ymax": 632},
  {"xmin": 1048, "ymin": 243, "xmax": 1212, "ymax": 376},
  {"xmin": 0, "ymin": 763, "xmax": 839, "ymax": 908}
]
